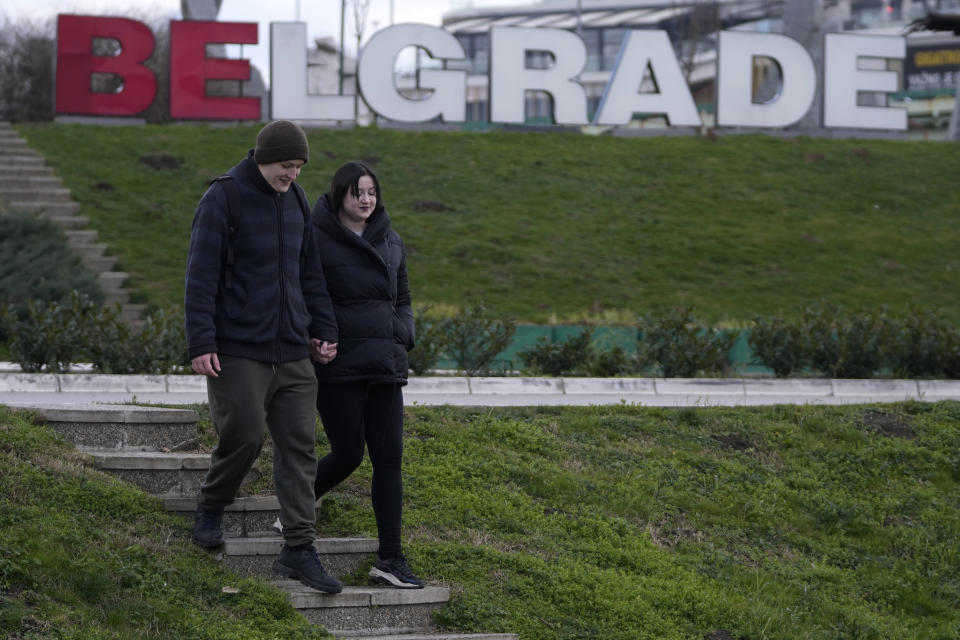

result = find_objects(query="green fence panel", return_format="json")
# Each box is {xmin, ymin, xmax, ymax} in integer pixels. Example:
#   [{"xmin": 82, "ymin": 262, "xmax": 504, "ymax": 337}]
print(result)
[{"xmin": 432, "ymin": 325, "xmax": 774, "ymax": 375}]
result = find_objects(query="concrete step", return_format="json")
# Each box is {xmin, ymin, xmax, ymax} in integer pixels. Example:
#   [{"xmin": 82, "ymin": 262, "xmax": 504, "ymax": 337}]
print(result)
[
  {"xmin": 219, "ymin": 536, "xmax": 378, "ymax": 580},
  {"xmin": 121, "ymin": 303, "xmax": 147, "ymax": 324},
  {"xmin": 0, "ymin": 144, "xmax": 35, "ymax": 156},
  {"xmin": 0, "ymin": 154, "xmax": 45, "ymax": 166},
  {"xmin": 0, "ymin": 165, "xmax": 54, "ymax": 177},
  {"xmin": 65, "ymin": 229, "xmax": 99, "ymax": 245},
  {"xmin": 89, "ymin": 449, "xmax": 260, "ymax": 496},
  {"xmin": 81, "ymin": 253, "xmax": 118, "ymax": 272},
  {"xmin": 47, "ymin": 214, "xmax": 89, "ymax": 228},
  {"xmin": 98, "ymin": 271, "xmax": 129, "ymax": 291},
  {"xmin": 278, "ymin": 581, "xmax": 451, "ymax": 636},
  {"xmin": 12, "ymin": 201, "xmax": 80, "ymax": 216},
  {"xmin": 0, "ymin": 186, "xmax": 72, "ymax": 202},
  {"xmin": 0, "ymin": 175, "xmax": 60, "ymax": 188},
  {"xmin": 0, "ymin": 139, "xmax": 30, "ymax": 151},
  {"xmin": 166, "ymin": 495, "xmax": 295, "ymax": 538},
  {"xmin": 104, "ymin": 289, "xmax": 131, "ymax": 306},
  {"xmin": 32, "ymin": 404, "xmax": 199, "ymax": 450},
  {"xmin": 73, "ymin": 241, "xmax": 107, "ymax": 259}
]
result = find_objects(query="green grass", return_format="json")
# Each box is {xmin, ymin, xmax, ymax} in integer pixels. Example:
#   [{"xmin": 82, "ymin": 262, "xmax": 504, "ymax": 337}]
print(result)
[
  {"xmin": 8, "ymin": 401, "xmax": 956, "ymax": 638},
  {"xmin": 14, "ymin": 124, "xmax": 960, "ymax": 324},
  {"xmin": 0, "ymin": 406, "xmax": 331, "ymax": 640}
]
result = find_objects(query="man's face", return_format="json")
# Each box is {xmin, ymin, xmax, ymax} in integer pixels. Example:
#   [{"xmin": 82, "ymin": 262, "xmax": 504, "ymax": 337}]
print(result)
[{"xmin": 258, "ymin": 159, "xmax": 305, "ymax": 193}]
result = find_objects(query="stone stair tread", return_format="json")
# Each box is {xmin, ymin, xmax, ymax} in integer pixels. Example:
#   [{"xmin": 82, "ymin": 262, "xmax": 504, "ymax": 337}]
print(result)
[
  {"xmin": 276, "ymin": 581, "xmax": 450, "ymax": 608},
  {"xmin": 31, "ymin": 404, "xmax": 197, "ymax": 423},
  {"xmin": 224, "ymin": 536, "xmax": 379, "ymax": 555},
  {"xmin": 166, "ymin": 494, "xmax": 280, "ymax": 511},
  {"xmin": 11, "ymin": 201, "xmax": 80, "ymax": 214},
  {"xmin": 0, "ymin": 175, "xmax": 60, "ymax": 185},
  {"xmin": 91, "ymin": 449, "xmax": 211, "ymax": 469},
  {"xmin": 0, "ymin": 186, "xmax": 71, "ymax": 197},
  {"xmin": 48, "ymin": 215, "xmax": 90, "ymax": 228}
]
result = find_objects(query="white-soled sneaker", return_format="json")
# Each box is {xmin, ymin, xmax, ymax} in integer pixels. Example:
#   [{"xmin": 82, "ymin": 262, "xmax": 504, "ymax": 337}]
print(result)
[{"xmin": 369, "ymin": 554, "xmax": 425, "ymax": 588}]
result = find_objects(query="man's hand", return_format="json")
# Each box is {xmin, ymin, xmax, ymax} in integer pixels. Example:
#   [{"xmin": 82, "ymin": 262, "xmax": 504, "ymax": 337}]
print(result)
[
  {"xmin": 192, "ymin": 352, "xmax": 221, "ymax": 378},
  {"xmin": 310, "ymin": 339, "xmax": 338, "ymax": 364}
]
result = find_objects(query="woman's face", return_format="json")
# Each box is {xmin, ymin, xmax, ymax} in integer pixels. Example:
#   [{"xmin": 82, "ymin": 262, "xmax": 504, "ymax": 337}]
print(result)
[{"xmin": 340, "ymin": 175, "xmax": 377, "ymax": 228}]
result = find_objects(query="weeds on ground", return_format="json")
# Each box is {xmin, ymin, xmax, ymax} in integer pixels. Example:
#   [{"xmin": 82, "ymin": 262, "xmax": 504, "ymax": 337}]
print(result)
[
  {"xmin": 322, "ymin": 402, "xmax": 960, "ymax": 640},
  {"xmin": 0, "ymin": 406, "xmax": 331, "ymax": 639}
]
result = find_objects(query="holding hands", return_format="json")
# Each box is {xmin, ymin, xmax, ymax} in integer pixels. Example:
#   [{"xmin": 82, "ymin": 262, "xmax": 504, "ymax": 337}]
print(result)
[{"xmin": 311, "ymin": 339, "xmax": 338, "ymax": 364}]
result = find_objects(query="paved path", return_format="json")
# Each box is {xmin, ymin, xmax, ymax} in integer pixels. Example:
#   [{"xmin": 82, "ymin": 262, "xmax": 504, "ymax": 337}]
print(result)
[{"xmin": 2, "ymin": 370, "xmax": 959, "ymax": 408}]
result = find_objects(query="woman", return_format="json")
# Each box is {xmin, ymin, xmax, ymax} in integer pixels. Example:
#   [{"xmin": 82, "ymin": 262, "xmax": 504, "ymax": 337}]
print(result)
[{"xmin": 308, "ymin": 161, "xmax": 422, "ymax": 588}]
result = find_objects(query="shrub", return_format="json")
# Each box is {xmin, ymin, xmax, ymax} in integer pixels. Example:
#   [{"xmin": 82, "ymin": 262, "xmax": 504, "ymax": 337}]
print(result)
[
  {"xmin": 587, "ymin": 344, "xmax": 635, "ymax": 377},
  {"xmin": 2, "ymin": 291, "xmax": 99, "ymax": 372},
  {"xmin": 749, "ymin": 314, "xmax": 811, "ymax": 377},
  {"xmin": 802, "ymin": 303, "xmax": 892, "ymax": 378},
  {"xmin": 2, "ymin": 290, "xmax": 187, "ymax": 374},
  {"xmin": 0, "ymin": 213, "xmax": 103, "ymax": 341},
  {"xmin": 887, "ymin": 306, "xmax": 960, "ymax": 378},
  {"xmin": 407, "ymin": 305, "xmax": 446, "ymax": 375},
  {"xmin": 87, "ymin": 305, "xmax": 188, "ymax": 374},
  {"xmin": 518, "ymin": 328, "xmax": 594, "ymax": 376},
  {"xmin": 440, "ymin": 302, "xmax": 516, "ymax": 376},
  {"xmin": 637, "ymin": 307, "xmax": 736, "ymax": 378}
]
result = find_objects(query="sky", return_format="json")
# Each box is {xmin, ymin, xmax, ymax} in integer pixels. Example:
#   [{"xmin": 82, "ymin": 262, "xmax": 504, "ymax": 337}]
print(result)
[{"xmin": 0, "ymin": 0, "xmax": 521, "ymax": 83}]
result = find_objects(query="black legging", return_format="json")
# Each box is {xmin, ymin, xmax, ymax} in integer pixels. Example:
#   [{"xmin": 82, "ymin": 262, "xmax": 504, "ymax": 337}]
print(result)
[{"xmin": 314, "ymin": 382, "xmax": 404, "ymax": 557}]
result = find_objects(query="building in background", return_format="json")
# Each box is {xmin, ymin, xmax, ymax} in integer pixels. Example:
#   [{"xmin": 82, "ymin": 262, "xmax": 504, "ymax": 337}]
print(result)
[{"xmin": 389, "ymin": 0, "xmax": 959, "ymax": 135}]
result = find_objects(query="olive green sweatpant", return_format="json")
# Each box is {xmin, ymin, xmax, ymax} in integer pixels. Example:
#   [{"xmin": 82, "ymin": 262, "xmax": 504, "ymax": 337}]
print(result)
[{"xmin": 199, "ymin": 355, "xmax": 318, "ymax": 548}]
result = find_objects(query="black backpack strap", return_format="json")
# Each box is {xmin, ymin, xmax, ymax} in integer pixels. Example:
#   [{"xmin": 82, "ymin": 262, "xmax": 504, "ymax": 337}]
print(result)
[
  {"xmin": 212, "ymin": 175, "xmax": 241, "ymax": 289},
  {"xmin": 291, "ymin": 182, "xmax": 312, "ymax": 267}
]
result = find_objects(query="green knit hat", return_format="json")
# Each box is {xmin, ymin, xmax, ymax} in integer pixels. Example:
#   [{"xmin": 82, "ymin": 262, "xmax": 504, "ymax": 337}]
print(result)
[{"xmin": 254, "ymin": 120, "xmax": 309, "ymax": 164}]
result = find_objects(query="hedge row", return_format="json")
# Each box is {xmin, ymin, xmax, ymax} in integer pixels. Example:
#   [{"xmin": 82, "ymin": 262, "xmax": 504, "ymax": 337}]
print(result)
[{"xmin": 3, "ymin": 298, "xmax": 958, "ymax": 378}]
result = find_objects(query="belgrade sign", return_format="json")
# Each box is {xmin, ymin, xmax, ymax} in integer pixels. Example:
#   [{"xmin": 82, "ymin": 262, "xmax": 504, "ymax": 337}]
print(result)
[{"xmin": 54, "ymin": 14, "xmax": 908, "ymax": 131}]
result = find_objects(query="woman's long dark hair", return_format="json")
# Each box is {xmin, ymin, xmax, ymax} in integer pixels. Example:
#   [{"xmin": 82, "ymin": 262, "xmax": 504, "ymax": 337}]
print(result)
[{"xmin": 330, "ymin": 161, "xmax": 384, "ymax": 216}]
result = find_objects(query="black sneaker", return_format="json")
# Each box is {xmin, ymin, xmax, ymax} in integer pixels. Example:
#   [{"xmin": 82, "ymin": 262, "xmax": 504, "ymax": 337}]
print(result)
[
  {"xmin": 192, "ymin": 507, "xmax": 224, "ymax": 548},
  {"xmin": 369, "ymin": 554, "xmax": 425, "ymax": 589},
  {"xmin": 273, "ymin": 544, "xmax": 343, "ymax": 594}
]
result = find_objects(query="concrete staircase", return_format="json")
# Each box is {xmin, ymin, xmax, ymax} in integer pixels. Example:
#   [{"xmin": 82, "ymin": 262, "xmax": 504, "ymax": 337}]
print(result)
[
  {"xmin": 30, "ymin": 403, "xmax": 517, "ymax": 640},
  {"xmin": 0, "ymin": 121, "xmax": 144, "ymax": 323}
]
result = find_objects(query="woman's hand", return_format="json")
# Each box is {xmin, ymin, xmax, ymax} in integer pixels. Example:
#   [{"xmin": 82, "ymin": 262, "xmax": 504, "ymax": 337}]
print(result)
[{"xmin": 311, "ymin": 339, "xmax": 338, "ymax": 364}]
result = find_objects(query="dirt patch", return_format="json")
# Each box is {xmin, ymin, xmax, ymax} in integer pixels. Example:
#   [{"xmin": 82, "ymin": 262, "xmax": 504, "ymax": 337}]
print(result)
[
  {"xmin": 93, "ymin": 180, "xmax": 115, "ymax": 191},
  {"xmin": 712, "ymin": 434, "xmax": 754, "ymax": 451},
  {"xmin": 410, "ymin": 200, "xmax": 453, "ymax": 212},
  {"xmin": 804, "ymin": 152, "xmax": 825, "ymax": 163},
  {"xmin": 647, "ymin": 510, "xmax": 703, "ymax": 548},
  {"xmin": 861, "ymin": 411, "xmax": 916, "ymax": 439},
  {"xmin": 704, "ymin": 631, "xmax": 737, "ymax": 640},
  {"xmin": 851, "ymin": 147, "xmax": 870, "ymax": 161},
  {"xmin": 360, "ymin": 155, "xmax": 380, "ymax": 166},
  {"xmin": 139, "ymin": 152, "xmax": 181, "ymax": 170}
]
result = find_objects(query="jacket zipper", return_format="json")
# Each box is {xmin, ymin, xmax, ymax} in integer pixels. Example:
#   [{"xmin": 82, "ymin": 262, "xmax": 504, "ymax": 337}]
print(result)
[{"xmin": 276, "ymin": 193, "xmax": 285, "ymax": 363}]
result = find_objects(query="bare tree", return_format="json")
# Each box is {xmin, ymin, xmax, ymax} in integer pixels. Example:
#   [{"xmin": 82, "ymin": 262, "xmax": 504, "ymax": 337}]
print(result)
[
  {"xmin": 0, "ymin": 17, "xmax": 55, "ymax": 122},
  {"xmin": 351, "ymin": 0, "xmax": 372, "ymax": 119}
]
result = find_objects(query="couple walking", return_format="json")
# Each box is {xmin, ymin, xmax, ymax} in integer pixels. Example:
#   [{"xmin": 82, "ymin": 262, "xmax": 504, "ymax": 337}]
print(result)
[{"xmin": 184, "ymin": 120, "xmax": 419, "ymax": 593}]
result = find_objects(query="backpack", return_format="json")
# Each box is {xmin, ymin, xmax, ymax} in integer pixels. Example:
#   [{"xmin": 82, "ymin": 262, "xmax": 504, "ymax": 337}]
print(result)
[{"xmin": 213, "ymin": 175, "xmax": 312, "ymax": 289}]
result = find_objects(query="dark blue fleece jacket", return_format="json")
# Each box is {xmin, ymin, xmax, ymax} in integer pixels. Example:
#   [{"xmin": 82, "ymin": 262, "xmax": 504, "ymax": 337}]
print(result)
[{"xmin": 184, "ymin": 152, "xmax": 338, "ymax": 363}]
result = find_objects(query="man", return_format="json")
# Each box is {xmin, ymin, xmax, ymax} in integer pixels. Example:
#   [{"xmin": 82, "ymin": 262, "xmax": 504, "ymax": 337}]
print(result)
[{"xmin": 184, "ymin": 120, "xmax": 341, "ymax": 593}]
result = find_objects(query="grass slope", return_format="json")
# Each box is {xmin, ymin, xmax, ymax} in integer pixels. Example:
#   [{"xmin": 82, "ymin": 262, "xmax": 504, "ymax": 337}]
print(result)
[
  {"xmin": 0, "ymin": 406, "xmax": 330, "ymax": 639},
  {"xmin": 15, "ymin": 124, "xmax": 960, "ymax": 324},
  {"xmin": 6, "ymin": 401, "xmax": 957, "ymax": 639}
]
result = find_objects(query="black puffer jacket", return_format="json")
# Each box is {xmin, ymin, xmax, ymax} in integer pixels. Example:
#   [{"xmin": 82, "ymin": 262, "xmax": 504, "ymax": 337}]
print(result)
[{"xmin": 310, "ymin": 193, "xmax": 414, "ymax": 384}]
